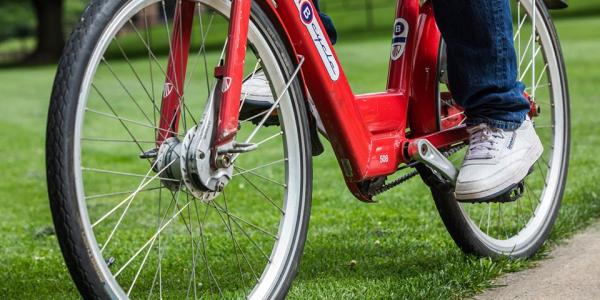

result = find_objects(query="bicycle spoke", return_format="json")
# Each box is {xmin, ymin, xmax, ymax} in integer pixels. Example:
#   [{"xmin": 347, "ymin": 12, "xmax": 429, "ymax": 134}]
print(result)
[
  {"xmin": 184, "ymin": 193, "xmax": 198, "ymax": 300},
  {"xmin": 234, "ymin": 166, "xmax": 286, "ymax": 188},
  {"xmin": 101, "ymin": 54, "xmax": 156, "ymax": 125},
  {"xmin": 82, "ymin": 167, "xmax": 179, "ymax": 183},
  {"xmin": 525, "ymin": 83, "xmax": 551, "ymax": 92},
  {"xmin": 147, "ymin": 184, "xmax": 166, "ymax": 300},
  {"xmin": 210, "ymin": 199, "xmax": 260, "ymax": 281},
  {"xmin": 531, "ymin": 0, "xmax": 537, "ymax": 98},
  {"xmin": 90, "ymin": 158, "xmax": 177, "ymax": 228},
  {"xmin": 518, "ymin": 32, "xmax": 533, "ymax": 69},
  {"xmin": 432, "ymin": 0, "xmax": 566, "ymax": 256},
  {"xmin": 86, "ymin": 107, "xmax": 180, "ymax": 137},
  {"xmin": 99, "ymin": 161, "xmax": 176, "ymax": 251},
  {"xmin": 240, "ymin": 57, "xmax": 305, "ymax": 146},
  {"xmin": 114, "ymin": 197, "xmax": 193, "ymax": 278},
  {"xmin": 71, "ymin": 1, "xmax": 306, "ymax": 297},
  {"xmin": 125, "ymin": 19, "xmax": 198, "ymax": 129},
  {"xmin": 220, "ymin": 191, "xmax": 248, "ymax": 285},
  {"xmin": 86, "ymin": 186, "xmax": 164, "ymax": 200},
  {"xmin": 238, "ymin": 173, "xmax": 284, "ymax": 214},
  {"xmin": 192, "ymin": 200, "xmax": 224, "ymax": 297},
  {"xmin": 213, "ymin": 201, "xmax": 271, "ymax": 263},
  {"xmin": 91, "ymin": 85, "xmax": 148, "ymax": 153},
  {"xmin": 207, "ymin": 201, "xmax": 278, "ymax": 239},
  {"xmin": 535, "ymin": 63, "xmax": 549, "ymax": 89},
  {"xmin": 184, "ymin": 7, "xmax": 215, "ymax": 94},
  {"xmin": 519, "ymin": 46, "xmax": 542, "ymax": 82},
  {"xmin": 517, "ymin": 2, "xmax": 522, "ymax": 78},
  {"xmin": 240, "ymin": 60, "xmax": 264, "ymax": 110},
  {"xmin": 233, "ymin": 159, "xmax": 287, "ymax": 177},
  {"xmin": 240, "ymin": 109, "xmax": 270, "ymax": 124},
  {"xmin": 524, "ymin": 180, "xmax": 537, "ymax": 216},
  {"xmin": 513, "ymin": 6, "xmax": 527, "ymax": 42},
  {"xmin": 143, "ymin": 7, "xmax": 158, "ymax": 132},
  {"xmin": 127, "ymin": 187, "xmax": 182, "ymax": 296},
  {"xmin": 486, "ymin": 204, "xmax": 491, "ymax": 235},
  {"xmin": 255, "ymin": 131, "xmax": 284, "ymax": 146},
  {"xmin": 82, "ymin": 137, "xmax": 156, "ymax": 144}
]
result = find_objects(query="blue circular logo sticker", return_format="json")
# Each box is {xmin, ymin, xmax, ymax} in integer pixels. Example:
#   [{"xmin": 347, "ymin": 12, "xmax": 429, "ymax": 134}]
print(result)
[
  {"xmin": 394, "ymin": 20, "xmax": 405, "ymax": 36},
  {"xmin": 300, "ymin": 2, "xmax": 314, "ymax": 24}
]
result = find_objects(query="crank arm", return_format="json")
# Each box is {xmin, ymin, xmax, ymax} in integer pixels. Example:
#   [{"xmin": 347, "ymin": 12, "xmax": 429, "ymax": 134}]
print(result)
[{"xmin": 408, "ymin": 139, "xmax": 458, "ymax": 183}]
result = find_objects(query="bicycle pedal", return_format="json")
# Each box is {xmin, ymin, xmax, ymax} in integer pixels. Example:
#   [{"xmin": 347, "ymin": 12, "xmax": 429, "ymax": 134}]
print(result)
[{"xmin": 495, "ymin": 181, "xmax": 526, "ymax": 203}]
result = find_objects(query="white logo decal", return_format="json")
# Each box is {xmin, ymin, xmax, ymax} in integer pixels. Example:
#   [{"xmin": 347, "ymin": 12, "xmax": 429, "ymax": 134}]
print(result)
[
  {"xmin": 295, "ymin": 1, "xmax": 339, "ymax": 81},
  {"xmin": 391, "ymin": 18, "xmax": 409, "ymax": 61},
  {"xmin": 379, "ymin": 154, "xmax": 389, "ymax": 164},
  {"xmin": 163, "ymin": 82, "xmax": 175, "ymax": 98},
  {"xmin": 221, "ymin": 77, "xmax": 232, "ymax": 93}
]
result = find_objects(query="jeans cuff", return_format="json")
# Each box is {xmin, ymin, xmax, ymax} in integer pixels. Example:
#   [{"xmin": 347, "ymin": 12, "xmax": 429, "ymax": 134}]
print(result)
[{"xmin": 466, "ymin": 117, "xmax": 523, "ymax": 130}]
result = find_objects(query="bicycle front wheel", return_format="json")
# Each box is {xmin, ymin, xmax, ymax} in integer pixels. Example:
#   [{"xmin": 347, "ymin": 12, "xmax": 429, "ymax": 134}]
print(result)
[
  {"xmin": 430, "ymin": 0, "xmax": 570, "ymax": 258},
  {"xmin": 46, "ymin": 0, "xmax": 312, "ymax": 298}
]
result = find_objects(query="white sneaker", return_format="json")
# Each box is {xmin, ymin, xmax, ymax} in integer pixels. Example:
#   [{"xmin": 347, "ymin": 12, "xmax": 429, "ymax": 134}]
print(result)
[
  {"xmin": 239, "ymin": 70, "xmax": 278, "ymax": 126},
  {"xmin": 455, "ymin": 119, "xmax": 543, "ymax": 202},
  {"xmin": 240, "ymin": 70, "xmax": 326, "ymax": 134},
  {"xmin": 241, "ymin": 70, "xmax": 275, "ymax": 104}
]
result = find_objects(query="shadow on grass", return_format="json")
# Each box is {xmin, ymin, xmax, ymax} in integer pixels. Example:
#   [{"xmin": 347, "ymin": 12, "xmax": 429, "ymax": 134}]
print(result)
[{"xmin": 288, "ymin": 185, "xmax": 600, "ymax": 298}]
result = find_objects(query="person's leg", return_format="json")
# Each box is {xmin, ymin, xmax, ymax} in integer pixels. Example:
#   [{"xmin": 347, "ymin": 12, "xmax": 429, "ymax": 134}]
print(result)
[
  {"xmin": 313, "ymin": 0, "xmax": 338, "ymax": 45},
  {"xmin": 432, "ymin": 0, "xmax": 529, "ymax": 130},
  {"xmin": 432, "ymin": 0, "xmax": 543, "ymax": 202}
]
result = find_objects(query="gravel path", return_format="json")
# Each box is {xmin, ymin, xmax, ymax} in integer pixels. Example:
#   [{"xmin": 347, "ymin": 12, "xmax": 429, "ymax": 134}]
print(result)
[{"xmin": 477, "ymin": 221, "xmax": 600, "ymax": 300}]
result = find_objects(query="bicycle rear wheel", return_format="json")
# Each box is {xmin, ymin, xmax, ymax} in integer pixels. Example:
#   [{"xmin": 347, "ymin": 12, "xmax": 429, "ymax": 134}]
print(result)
[
  {"xmin": 428, "ymin": 0, "xmax": 569, "ymax": 258},
  {"xmin": 46, "ymin": 0, "xmax": 312, "ymax": 298}
]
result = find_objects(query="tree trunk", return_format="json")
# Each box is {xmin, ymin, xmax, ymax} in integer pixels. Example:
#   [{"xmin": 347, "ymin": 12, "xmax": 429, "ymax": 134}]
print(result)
[{"xmin": 30, "ymin": 0, "xmax": 64, "ymax": 64}]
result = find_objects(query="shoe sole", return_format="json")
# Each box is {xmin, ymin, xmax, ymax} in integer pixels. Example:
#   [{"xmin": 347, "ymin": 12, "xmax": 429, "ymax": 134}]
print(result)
[
  {"xmin": 239, "ymin": 99, "xmax": 279, "ymax": 126},
  {"xmin": 455, "ymin": 141, "xmax": 543, "ymax": 203}
]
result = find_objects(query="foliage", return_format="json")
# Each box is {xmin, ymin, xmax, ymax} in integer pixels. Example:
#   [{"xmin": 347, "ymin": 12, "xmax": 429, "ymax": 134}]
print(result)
[
  {"xmin": 0, "ymin": 15, "xmax": 599, "ymax": 298},
  {"xmin": 0, "ymin": 0, "xmax": 86, "ymax": 41},
  {"xmin": 0, "ymin": 2, "xmax": 35, "ymax": 40}
]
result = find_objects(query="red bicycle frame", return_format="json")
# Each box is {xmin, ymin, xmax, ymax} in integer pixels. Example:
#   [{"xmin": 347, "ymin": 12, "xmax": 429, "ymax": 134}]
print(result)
[{"xmin": 158, "ymin": 0, "xmax": 470, "ymax": 201}]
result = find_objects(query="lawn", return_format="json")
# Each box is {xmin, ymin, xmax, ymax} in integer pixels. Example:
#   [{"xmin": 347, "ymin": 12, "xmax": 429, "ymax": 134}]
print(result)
[{"xmin": 1, "ymin": 13, "xmax": 600, "ymax": 300}]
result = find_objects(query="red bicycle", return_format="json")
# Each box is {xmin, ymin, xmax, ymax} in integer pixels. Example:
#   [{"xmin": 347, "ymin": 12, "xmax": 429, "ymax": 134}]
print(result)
[{"xmin": 47, "ymin": 0, "xmax": 569, "ymax": 298}]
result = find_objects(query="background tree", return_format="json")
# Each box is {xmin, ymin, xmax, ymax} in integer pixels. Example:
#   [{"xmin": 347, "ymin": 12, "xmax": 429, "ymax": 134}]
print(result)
[
  {"xmin": 0, "ymin": 0, "xmax": 86, "ymax": 65},
  {"xmin": 30, "ymin": 0, "xmax": 65, "ymax": 63}
]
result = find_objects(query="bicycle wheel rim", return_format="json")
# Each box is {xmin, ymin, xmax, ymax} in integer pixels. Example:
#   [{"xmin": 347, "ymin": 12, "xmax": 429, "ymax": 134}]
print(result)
[
  {"xmin": 71, "ymin": 0, "xmax": 308, "ymax": 298},
  {"xmin": 437, "ymin": 0, "xmax": 569, "ymax": 255}
]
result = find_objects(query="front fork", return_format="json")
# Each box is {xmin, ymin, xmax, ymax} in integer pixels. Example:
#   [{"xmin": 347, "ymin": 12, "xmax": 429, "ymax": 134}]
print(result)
[
  {"xmin": 157, "ymin": 0, "xmax": 195, "ymax": 145},
  {"xmin": 157, "ymin": 0, "xmax": 252, "ymax": 150}
]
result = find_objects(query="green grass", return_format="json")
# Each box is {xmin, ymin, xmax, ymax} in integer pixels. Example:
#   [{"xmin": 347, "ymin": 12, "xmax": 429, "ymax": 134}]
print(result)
[{"xmin": 1, "ymin": 14, "xmax": 600, "ymax": 299}]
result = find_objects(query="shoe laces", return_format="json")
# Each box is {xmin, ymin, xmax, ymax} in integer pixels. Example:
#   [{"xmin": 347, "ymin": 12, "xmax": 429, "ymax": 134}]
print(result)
[{"xmin": 466, "ymin": 123, "xmax": 506, "ymax": 160}]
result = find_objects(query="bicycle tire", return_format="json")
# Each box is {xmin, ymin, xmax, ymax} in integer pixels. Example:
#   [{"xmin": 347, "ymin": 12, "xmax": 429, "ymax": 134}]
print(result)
[{"xmin": 46, "ymin": 0, "xmax": 312, "ymax": 298}]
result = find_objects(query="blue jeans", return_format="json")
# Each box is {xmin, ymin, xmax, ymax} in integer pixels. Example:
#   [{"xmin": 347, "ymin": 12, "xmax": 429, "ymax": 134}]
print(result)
[
  {"xmin": 313, "ymin": 0, "xmax": 337, "ymax": 45},
  {"xmin": 314, "ymin": 0, "xmax": 529, "ymax": 130},
  {"xmin": 432, "ymin": 0, "xmax": 530, "ymax": 130}
]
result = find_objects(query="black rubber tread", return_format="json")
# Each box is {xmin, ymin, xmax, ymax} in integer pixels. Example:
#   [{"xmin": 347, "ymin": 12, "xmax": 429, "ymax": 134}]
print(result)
[
  {"xmin": 424, "ymin": 1, "xmax": 570, "ymax": 258},
  {"xmin": 46, "ymin": 0, "xmax": 312, "ymax": 299},
  {"xmin": 249, "ymin": 2, "xmax": 313, "ymax": 298},
  {"xmin": 47, "ymin": 1, "xmax": 125, "ymax": 299}
]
